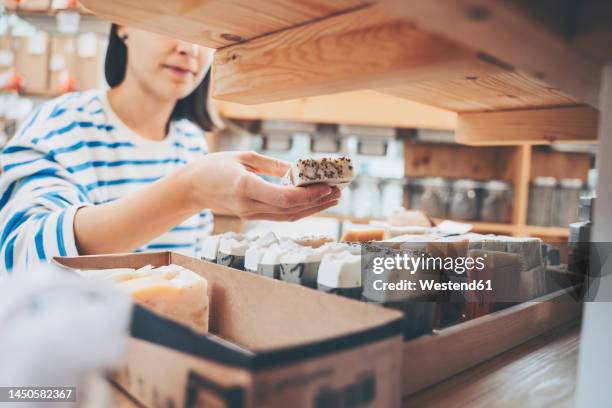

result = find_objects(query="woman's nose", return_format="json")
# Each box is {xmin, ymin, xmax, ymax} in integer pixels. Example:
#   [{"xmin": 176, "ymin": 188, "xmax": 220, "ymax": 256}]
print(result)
[{"xmin": 176, "ymin": 41, "xmax": 199, "ymax": 57}]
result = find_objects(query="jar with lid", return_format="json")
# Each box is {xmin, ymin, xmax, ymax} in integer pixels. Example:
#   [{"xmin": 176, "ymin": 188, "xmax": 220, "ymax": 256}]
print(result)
[
  {"xmin": 554, "ymin": 178, "xmax": 583, "ymax": 227},
  {"xmin": 418, "ymin": 177, "xmax": 451, "ymax": 218},
  {"xmin": 449, "ymin": 179, "xmax": 482, "ymax": 221},
  {"xmin": 527, "ymin": 177, "xmax": 557, "ymax": 226},
  {"xmin": 481, "ymin": 180, "xmax": 513, "ymax": 223}
]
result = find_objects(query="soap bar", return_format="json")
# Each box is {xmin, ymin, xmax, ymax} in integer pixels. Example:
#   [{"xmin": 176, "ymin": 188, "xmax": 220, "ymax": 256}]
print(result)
[
  {"xmin": 282, "ymin": 156, "xmax": 354, "ymax": 188},
  {"xmin": 244, "ymin": 232, "xmax": 279, "ymax": 273},
  {"xmin": 317, "ymin": 251, "xmax": 362, "ymax": 299},
  {"xmin": 279, "ymin": 243, "xmax": 349, "ymax": 287},
  {"xmin": 341, "ymin": 229, "xmax": 385, "ymax": 243},
  {"xmin": 386, "ymin": 208, "xmax": 431, "ymax": 227},
  {"xmin": 79, "ymin": 264, "xmax": 209, "ymax": 333},
  {"xmin": 217, "ymin": 235, "xmax": 258, "ymax": 270},
  {"xmin": 201, "ymin": 232, "xmax": 243, "ymax": 263},
  {"xmin": 258, "ymin": 239, "xmax": 300, "ymax": 279},
  {"xmin": 293, "ymin": 235, "xmax": 335, "ymax": 248}
]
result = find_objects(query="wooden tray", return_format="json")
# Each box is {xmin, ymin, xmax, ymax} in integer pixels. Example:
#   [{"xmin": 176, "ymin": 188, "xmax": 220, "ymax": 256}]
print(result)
[{"xmin": 402, "ymin": 286, "xmax": 582, "ymax": 395}]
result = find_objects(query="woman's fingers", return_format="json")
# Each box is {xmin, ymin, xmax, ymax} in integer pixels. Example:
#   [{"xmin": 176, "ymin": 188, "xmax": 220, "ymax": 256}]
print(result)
[
  {"xmin": 239, "ymin": 173, "xmax": 333, "ymax": 208},
  {"xmin": 239, "ymin": 151, "xmax": 290, "ymax": 177},
  {"xmin": 239, "ymin": 188, "xmax": 341, "ymax": 216},
  {"xmin": 243, "ymin": 200, "xmax": 340, "ymax": 222}
]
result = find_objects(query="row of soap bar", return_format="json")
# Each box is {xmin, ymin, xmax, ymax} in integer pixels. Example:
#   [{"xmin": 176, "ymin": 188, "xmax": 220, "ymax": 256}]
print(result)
[
  {"xmin": 202, "ymin": 232, "xmax": 364, "ymax": 296},
  {"xmin": 204, "ymin": 230, "xmax": 547, "ymax": 339}
]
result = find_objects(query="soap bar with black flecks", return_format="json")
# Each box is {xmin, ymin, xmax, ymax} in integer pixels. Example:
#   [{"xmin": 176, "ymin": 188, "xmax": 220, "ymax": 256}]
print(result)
[{"xmin": 282, "ymin": 156, "xmax": 354, "ymax": 189}]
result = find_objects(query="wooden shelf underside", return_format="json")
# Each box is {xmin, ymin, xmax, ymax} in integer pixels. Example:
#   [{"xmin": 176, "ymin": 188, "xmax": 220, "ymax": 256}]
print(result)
[{"xmin": 79, "ymin": 0, "xmax": 611, "ymax": 144}]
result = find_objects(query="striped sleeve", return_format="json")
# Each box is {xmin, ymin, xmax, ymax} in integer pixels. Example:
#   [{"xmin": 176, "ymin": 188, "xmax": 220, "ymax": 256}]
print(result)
[{"xmin": 0, "ymin": 106, "xmax": 92, "ymax": 274}]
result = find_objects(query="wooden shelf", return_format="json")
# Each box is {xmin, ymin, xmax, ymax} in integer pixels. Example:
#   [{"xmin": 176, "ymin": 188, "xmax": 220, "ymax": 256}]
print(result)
[
  {"xmin": 523, "ymin": 226, "xmax": 570, "ymax": 238},
  {"xmin": 216, "ymin": 90, "xmax": 456, "ymax": 130},
  {"xmin": 78, "ymin": 0, "xmax": 608, "ymax": 145}
]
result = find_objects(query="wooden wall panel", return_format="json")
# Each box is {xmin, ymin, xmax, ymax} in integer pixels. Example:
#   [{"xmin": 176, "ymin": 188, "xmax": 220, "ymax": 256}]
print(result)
[
  {"xmin": 404, "ymin": 138, "xmax": 518, "ymax": 182},
  {"xmin": 530, "ymin": 150, "xmax": 592, "ymax": 182}
]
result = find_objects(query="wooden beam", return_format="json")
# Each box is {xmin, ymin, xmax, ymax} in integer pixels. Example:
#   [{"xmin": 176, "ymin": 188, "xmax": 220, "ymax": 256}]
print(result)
[
  {"xmin": 79, "ymin": 0, "xmax": 367, "ymax": 48},
  {"xmin": 509, "ymin": 145, "xmax": 531, "ymax": 235},
  {"xmin": 213, "ymin": 5, "xmax": 504, "ymax": 104},
  {"xmin": 378, "ymin": 70, "xmax": 576, "ymax": 112},
  {"xmin": 216, "ymin": 90, "xmax": 457, "ymax": 130},
  {"xmin": 456, "ymin": 106, "xmax": 599, "ymax": 146},
  {"xmin": 383, "ymin": 0, "xmax": 602, "ymax": 107}
]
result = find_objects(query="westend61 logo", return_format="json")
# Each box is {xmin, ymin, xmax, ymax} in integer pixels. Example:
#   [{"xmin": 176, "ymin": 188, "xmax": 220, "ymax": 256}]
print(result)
[{"xmin": 371, "ymin": 253, "xmax": 486, "ymax": 275}]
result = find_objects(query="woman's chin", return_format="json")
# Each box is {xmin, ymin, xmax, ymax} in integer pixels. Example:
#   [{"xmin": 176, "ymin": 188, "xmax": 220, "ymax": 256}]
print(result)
[{"xmin": 160, "ymin": 82, "xmax": 196, "ymax": 100}]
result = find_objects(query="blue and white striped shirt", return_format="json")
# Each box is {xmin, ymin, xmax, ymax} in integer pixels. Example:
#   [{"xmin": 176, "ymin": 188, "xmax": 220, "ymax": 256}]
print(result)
[{"xmin": 0, "ymin": 90, "xmax": 213, "ymax": 274}]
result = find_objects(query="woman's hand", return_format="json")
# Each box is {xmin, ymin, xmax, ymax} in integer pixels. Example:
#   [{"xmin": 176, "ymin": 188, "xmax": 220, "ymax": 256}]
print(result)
[{"xmin": 183, "ymin": 151, "xmax": 341, "ymax": 221}]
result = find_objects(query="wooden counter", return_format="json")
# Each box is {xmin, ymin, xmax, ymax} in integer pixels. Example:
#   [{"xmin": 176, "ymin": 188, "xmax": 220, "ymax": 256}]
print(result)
[
  {"xmin": 107, "ymin": 324, "xmax": 580, "ymax": 407},
  {"xmin": 403, "ymin": 323, "xmax": 579, "ymax": 408}
]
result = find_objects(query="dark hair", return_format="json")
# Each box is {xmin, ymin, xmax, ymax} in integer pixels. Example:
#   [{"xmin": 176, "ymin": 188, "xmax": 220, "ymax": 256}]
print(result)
[{"xmin": 105, "ymin": 24, "xmax": 215, "ymax": 131}]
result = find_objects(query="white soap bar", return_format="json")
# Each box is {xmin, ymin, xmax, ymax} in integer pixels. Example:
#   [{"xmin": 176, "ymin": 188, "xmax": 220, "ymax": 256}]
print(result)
[
  {"xmin": 282, "ymin": 157, "xmax": 354, "ymax": 188},
  {"xmin": 218, "ymin": 235, "xmax": 257, "ymax": 257},
  {"xmin": 317, "ymin": 251, "xmax": 361, "ymax": 289},
  {"xmin": 244, "ymin": 232, "xmax": 279, "ymax": 272},
  {"xmin": 201, "ymin": 232, "xmax": 243, "ymax": 262}
]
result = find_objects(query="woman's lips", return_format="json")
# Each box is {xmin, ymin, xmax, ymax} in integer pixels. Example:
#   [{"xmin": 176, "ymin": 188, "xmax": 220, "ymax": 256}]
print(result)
[{"xmin": 162, "ymin": 64, "xmax": 196, "ymax": 77}]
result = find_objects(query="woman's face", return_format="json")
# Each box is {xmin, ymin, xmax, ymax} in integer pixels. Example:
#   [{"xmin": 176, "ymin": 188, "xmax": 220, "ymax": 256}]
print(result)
[{"xmin": 118, "ymin": 26, "xmax": 214, "ymax": 101}]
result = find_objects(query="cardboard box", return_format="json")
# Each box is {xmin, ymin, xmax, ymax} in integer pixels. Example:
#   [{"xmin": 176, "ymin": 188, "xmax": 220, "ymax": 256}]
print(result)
[
  {"xmin": 13, "ymin": 33, "xmax": 50, "ymax": 94},
  {"xmin": 49, "ymin": 36, "xmax": 77, "ymax": 94},
  {"xmin": 55, "ymin": 252, "xmax": 404, "ymax": 408}
]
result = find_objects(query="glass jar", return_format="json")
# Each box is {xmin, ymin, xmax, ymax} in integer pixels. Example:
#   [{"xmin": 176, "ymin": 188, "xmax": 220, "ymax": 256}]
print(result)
[
  {"xmin": 527, "ymin": 177, "xmax": 557, "ymax": 226},
  {"xmin": 554, "ymin": 178, "xmax": 583, "ymax": 227},
  {"xmin": 352, "ymin": 176, "xmax": 382, "ymax": 218},
  {"xmin": 449, "ymin": 179, "xmax": 482, "ymax": 221},
  {"xmin": 380, "ymin": 178, "xmax": 405, "ymax": 217},
  {"xmin": 481, "ymin": 180, "xmax": 513, "ymax": 223},
  {"xmin": 418, "ymin": 177, "xmax": 451, "ymax": 219},
  {"xmin": 405, "ymin": 177, "xmax": 424, "ymax": 210}
]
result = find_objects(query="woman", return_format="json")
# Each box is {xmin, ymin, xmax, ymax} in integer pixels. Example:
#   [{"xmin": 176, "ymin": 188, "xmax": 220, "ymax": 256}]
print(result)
[{"xmin": 0, "ymin": 25, "xmax": 340, "ymax": 273}]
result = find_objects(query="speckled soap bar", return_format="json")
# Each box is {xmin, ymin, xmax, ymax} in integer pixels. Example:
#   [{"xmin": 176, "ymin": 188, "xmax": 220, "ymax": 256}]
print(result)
[{"xmin": 282, "ymin": 156, "xmax": 354, "ymax": 189}]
